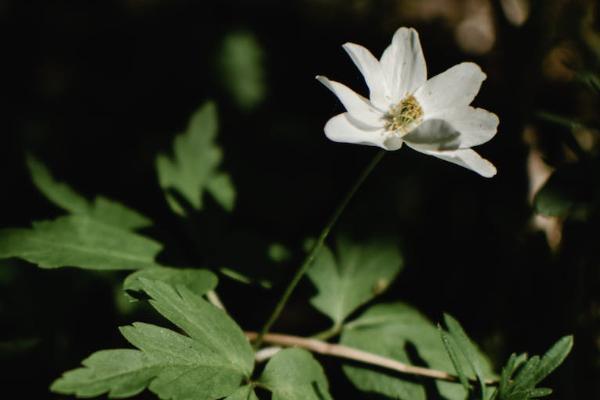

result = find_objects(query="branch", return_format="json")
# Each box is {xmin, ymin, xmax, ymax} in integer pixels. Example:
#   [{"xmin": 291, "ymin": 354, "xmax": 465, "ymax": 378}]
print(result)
[{"xmin": 246, "ymin": 331, "xmax": 497, "ymax": 385}]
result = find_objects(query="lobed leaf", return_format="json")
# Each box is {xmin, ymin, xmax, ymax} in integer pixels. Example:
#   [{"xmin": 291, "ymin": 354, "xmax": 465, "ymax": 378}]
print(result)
[
  {"xmin": 259, "ymin": 348, "xmax": 332, "ymax": 400},
  {"xmin": 156, "ymin": 101, "xmax": 235, "ymax": 215},
  {"xmin": 307, "ymin": 238, "xmax": 402, "ymax": 327},
  {"xmin": 496, "ymin": 336, "xmax": 573, "ymax": 400},
  {"xmin": 0, "ymin": 216, "xmax": 162, "ymax": 270},
  {"xmin": 52, "ymin": 280, "xmax": 254, "ymax": 400},
  {"xmin": 27, "ymin": 155, "xmax": 151, "ymax": 230}
]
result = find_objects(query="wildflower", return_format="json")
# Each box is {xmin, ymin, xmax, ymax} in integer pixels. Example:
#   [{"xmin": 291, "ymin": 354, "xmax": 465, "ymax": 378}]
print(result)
[{"xmin": 317, "ymin": 27, "xmax": 499, "ymax": 177}]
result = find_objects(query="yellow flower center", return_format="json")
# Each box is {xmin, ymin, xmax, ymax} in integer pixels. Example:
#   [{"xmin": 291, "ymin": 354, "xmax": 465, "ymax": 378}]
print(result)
[{"xmin": 382, "ymin": 95, "xmax": 423, "ymax": 135}]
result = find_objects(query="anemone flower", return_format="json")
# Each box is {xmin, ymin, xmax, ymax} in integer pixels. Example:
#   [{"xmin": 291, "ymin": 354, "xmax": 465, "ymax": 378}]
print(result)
[{"xmin": 317, "ymin": 27, "xmax": 499, "ymax": 177}]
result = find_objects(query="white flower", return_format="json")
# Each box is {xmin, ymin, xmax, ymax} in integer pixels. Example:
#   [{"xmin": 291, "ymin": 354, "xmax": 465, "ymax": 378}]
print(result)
[{"xmin": 317, "ymin": 27, "xmax": 499, "ymax": 178}]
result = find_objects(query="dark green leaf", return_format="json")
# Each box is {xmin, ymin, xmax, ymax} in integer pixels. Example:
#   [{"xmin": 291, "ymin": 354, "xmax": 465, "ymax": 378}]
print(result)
[
  {"xmin": 51, "ymin": 280, "xmax": 254, "ymax": 400},
  {"xmin": 156, "ymin": 101, "xmax": 235, "ymax": 215},
  {"xmin": 27, "ymin": 155, "xmax": 151, "ymax": 230},
  {"xmin": 259, "ymin": 348, "xmax": 332, "ymax": 400},
  {"xmin": 0, "ymin": 216, "xmax": 162, "ymax": 270},
  {"xmin": 307, "ymin": 238, "xmax": 402, "ymax": 326}
]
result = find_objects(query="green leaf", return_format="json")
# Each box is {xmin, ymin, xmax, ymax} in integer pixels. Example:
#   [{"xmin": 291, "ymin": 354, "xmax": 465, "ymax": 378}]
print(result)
[
  {"xmin": 0, "ymin": 216, "xmax": 162, "ymax": 270},
  {"xmin": 532, "ymin": 335, "xmax": 573, "ymax": 385},
  {"xmin": 52, "ymin": 280, "xmax": 254, "ymax": 400},
  {"xmin": 341, "ymin": 303, "xmax": 494, "ymax": 400},
  {"xmin": 156, "ymin": 101, "xmax": 235, "ymax": 215},
  {"xmin": 499, "ymin": 353, "xmax": 528, "ymax": 394},
  {"xmin": 497, "ymin": 336, "xmax": 573, "ymax": 400},
  {"xmin": 307, "ymin": 238, "xmax": 402, "ymax": 327},
  {"xmin": 439, "ymin": 326, "xmax": 470, "ymax": 392},
  {"xmin": 206, "ymin": 172, "xmax": 236, "ymax": 212},
  {"xmin": 443, "ymin": 314, "xmax": 489, "ymax": 398},
  {"xmin": 259, "ymin": 348, "xmax": 332, "ymax": 400},
  {"xmin": 124, "ymin": 267, "xmax": 218, "ymax": 299},
  {"xmin": 218, "ymin": 31, "xmax": 266, "ymax": 111},
  {"xmin": 26, "ymin": 155, "xmax": 151, "ymax": 230},
  {"xmin": 87, "ymin": 197, "xmax": 152, "ymax": 231},
  {"xmin": 225, "ymin": 385, "xmax": 258, "ymax": 400},
  {"xmin": 528, "ymin": 387, "xmax": 552, "ymax": 398}
]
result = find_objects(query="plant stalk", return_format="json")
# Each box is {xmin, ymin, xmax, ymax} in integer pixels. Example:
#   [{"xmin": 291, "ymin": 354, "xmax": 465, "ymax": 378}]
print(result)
[
  {"xmin": 253, "ymin": 150, "xmax": 386, "ymax": 349},
  {"xmin": 247, "ymin": 331, "xmax": 498, "ymax": 385}
]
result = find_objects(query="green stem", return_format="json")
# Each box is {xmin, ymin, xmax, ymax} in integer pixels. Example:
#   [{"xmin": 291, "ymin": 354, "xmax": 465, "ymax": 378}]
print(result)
[
  {"xmin": 254, "ymin": 149, "xmax": 386, "ymax": 350},
  {"xmin": 312, "ymin": 323, "xmax": 343, "ymax": 341}
]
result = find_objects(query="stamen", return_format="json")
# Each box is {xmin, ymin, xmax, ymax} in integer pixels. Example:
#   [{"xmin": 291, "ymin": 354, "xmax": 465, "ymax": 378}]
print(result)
[{"xmin": 383, "ymin": 95, "xmax": 423, "ymax": 134}]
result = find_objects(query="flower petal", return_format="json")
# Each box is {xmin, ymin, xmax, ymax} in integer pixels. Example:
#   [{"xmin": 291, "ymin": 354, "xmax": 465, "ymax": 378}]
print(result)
[
  {"xmin": 430, "ymin": 106, "xmax": 499, "ymax": 148},
  {"xmin": 324, "ymin": 113, "xmax": 392, "ymax": 149},
  {"xmin": 380, "ymin": 27, "xmax": 427, "ymax": 101},
  {"xmin": 316, "ymin": 75, "xmax": 383, "ymax": 127},
  {"xmin": 402, "ymin": 119, "xmax": 461, "ymax": 151},
  {"xmin": 407, "ymin": 145, "xmax": 497, "ymax": 177},
  {"xmin": 342, "ymin": 42, "xmax": 390, "ymax": 109},
  {"xmin": 414, "ymin": 62, "xmax": 486, "ymax": 114}
]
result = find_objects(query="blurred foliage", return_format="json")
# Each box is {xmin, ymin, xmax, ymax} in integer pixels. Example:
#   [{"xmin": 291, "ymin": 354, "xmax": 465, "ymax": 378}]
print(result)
[{"xmin": 217, "ymin": 30, "xmax": 266, "ymax": 111}]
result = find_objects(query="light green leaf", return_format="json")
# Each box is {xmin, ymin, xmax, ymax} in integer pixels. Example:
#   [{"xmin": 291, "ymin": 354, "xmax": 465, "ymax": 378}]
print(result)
[
  {"xmin": 307, "ymin": 238, "xmax": 402, "ymax": 326},
  {"xmin": 341, "ymin": 303, "xmax": 494, "ymax": 400},
  {"xmin": 156, "ymin": 101, "xmax": 235, "ymax": 215},
  {"xmin": 87, "ymin": 197, "xmax": 152, "ymax": 231},
  {"xmin": 206, "ymin": 172, "xmax": 235, "ymax": 212},
  {"xmin": 50, "ymin": 349, "xmax": 160, "ymax": 398},
  {"xmin": 225, "ymin": 385, "xmax": 258, "ymax": 400},
  {"xmin": 27, "ymin": 154, "xmax": 89, "ymax": 214},
  {"xmin": 0, "ymin": 216, "xmax": 162, "ymax": 270},
  {"xmin": 443, "ymin": 313, "xmax": 489, "ymax": 398},
  {"xmin": 124, "ymin": 267, "xmax": 218, "ymax": 299},
  {"xmin": 218, "ymin": 31, "xmax": 266, "ymax": 111},
  {"xmin": 26, "ymin": 155, "xmax": 151, "ymax": 230},
  {"xmin": 259, "ymin": 348, "xmax": 332, "ymax": 400},
  {"xmin": 52, "ymin": 280, "xmax": 254, "ymax": 400}
]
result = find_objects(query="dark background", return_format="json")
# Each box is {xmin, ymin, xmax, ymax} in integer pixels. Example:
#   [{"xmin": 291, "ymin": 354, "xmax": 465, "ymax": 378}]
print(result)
[{"xmin": 1, "ymin": 0, "xmax": 598, "ymax": 399}]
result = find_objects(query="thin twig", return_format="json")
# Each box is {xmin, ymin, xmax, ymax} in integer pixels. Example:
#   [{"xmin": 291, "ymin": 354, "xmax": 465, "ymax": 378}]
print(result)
[
  {"xmin": 246, "ymin": 331, "xmax": 497, "ymax": 385},
  {"xmin": 254, "ymin": 150, "xmax": 386, "ymax": 349}
]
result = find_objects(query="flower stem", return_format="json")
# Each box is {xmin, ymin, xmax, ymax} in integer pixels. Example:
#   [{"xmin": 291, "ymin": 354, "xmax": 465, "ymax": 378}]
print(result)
[{"xmin": 254, "ymin": 149, "xmax": 386, "ymax": 349}]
